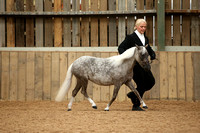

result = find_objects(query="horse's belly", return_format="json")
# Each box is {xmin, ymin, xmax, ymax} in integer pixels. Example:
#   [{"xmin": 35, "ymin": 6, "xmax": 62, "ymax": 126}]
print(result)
[{"xmin": 89, "ymin": 76, "xmax": 113, "ymax": 86}]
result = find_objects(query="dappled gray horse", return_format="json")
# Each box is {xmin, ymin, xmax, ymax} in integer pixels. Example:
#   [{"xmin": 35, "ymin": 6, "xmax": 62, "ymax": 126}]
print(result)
[{"xmin": 55, "ymin": 45, "xmax": 150, "ymax": 111}]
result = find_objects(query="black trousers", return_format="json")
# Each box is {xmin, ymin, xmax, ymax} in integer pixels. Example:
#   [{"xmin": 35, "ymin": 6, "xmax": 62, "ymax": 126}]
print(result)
[{"xmin": 128, "ymin": 63, "xmax": 155, "ymax": 107}]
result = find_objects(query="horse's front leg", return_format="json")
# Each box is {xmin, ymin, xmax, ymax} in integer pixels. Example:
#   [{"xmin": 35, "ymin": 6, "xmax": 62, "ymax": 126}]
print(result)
[
  {"xmin": 125, "ymin": 81, "xmax": 147, "ymax": 108},
  {"xmin": 105, "ymin": 85, "xmax": 120, "ymax": 111}
]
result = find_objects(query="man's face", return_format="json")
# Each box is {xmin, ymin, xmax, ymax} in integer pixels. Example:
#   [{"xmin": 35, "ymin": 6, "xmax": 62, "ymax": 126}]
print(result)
[{"xmin": 136, "ymin": 22, "xmax": 147, "ymax": 34}]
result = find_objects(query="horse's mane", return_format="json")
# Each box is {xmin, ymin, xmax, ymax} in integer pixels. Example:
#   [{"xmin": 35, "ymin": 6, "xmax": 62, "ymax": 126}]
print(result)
[
  {"xmin": 109, "ymin": 47, "xmax": 137, "ymax": 66},
  {"xmin": 119, "ymin": 47, "xmax": 137, "ymax": 60}
]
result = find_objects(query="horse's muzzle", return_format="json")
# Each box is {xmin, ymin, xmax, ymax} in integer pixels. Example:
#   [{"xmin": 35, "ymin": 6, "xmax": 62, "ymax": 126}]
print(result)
[{"xmin": 141, "ymin": 63, "xmax": 151, "ymax": 71}]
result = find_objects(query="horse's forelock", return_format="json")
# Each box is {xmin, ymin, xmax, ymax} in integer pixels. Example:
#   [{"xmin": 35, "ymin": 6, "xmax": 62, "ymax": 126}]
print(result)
[{"xmin": 137, "ymin": 46, "xmax": 147, "ymax": 55}]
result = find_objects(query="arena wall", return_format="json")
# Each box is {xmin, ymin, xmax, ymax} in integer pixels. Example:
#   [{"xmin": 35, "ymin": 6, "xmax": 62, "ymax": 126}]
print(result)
[{"xmin": 0, "ymin": 49, "xmax": 199, "ymax": 102}]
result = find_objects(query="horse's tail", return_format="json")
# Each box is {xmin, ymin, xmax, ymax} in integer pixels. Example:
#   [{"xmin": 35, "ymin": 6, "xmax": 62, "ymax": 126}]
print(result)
[{"xmin": 55, "ymin": 63, "xmax": 73, "ymax": 102}]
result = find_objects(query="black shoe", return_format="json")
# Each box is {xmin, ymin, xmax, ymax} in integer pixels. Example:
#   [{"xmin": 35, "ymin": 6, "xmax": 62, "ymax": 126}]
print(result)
[
  {"xmin": 127, "ymin": 92, "xmax": 134, "ymax": 98},
  {"xmin": 132, "ymin": 106, "xmax": 145, "ymax": 111}
]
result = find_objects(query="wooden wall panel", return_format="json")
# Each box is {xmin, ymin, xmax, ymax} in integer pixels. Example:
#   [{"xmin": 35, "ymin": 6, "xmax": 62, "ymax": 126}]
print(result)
[
  {"xmin": 127, "ymin": 0, "xmax": 135, "ymax": 35},
  {"xmin": 1, "ymin": 52, "xmax": 9, "ymax": 100},
  {"xmin": 35, "ymin": 0, "xmax": 44, "ymax": 47},
  {"xmin": 165, "ymin": 0, "xmax": 172, "ymax": 46},
  {"xmin": 108, "ymin": 0, "xmax": 117, "ymax": 46},
  {"xmin": 26, "ymin": 52, "xmax": 35, "ymax": 101},
  {"xmin": 90, "ymin": 0, "xmax": 99, "ymax": 47},
  {"xmin": 185, "ymin": 53, "xmax": 194, "ymax": 101},
  {"xmin": 146, "ymin": 0, "xmax": 154, "ymax": 45},
  {"xmin": 177, "ymin": 52, "xmax": 186, "ymax": 100},
  {"xmin": 182, "ymin": 0, "xmax": 190, "ymax": 46},
  {"xmin": 63, "ymin": 0, "xmax": 72, "ymax": 47},
  {"xmin": 99, "ymin": 0, "xmax": 108, "ymax": 47},
  {"xmin": 168, "ymin": 52, "xmax": 177, "ymax": 99},
  {"xmin": 9, "ymin": 52, "xmax": 18, "ymax": 100},
  {"xmin": 136, "ymin": 0, "xmax": 144, "ymax": 18},
  {"xmin": 54, "ymin": 0, "xmax": 62, "ymax": 47},
  {"xmin": 118, "ymin": 0, "xmax": 126, "ymax": 46},
  {"xmin": 173, "ymin": 0, "xmax": 181, "ymax": 46},
  {"xmin": 154, "ymin": 1, "xmax": 158, "ymax": 46},
  {"xmin": 51, "ymin": 52, "xmax": 60, "ymax": 100},
  {"xmin": 0, "ymin": 52, "xmax": 1, "ymax": 98},
  {"xmin": 44, "ymin": 0, "xmax": 53, "ymax": 47},
  {"xmin": 18, "ymin": 52, "xmax": 26, "ymax": 101},
  {"xmin": 159, "ymin": 52, "xmax": 168, "ymax": 99},
  {"xmin": 191, "ymin": 0, "xmax": 200, "ymax": 46},
  {"xmin": 81, "ymin": 0, "xmax": 89, "ymax": 47},
  {"xmin": 0, "ymin": 0, "xmax": 5, "ymax": 47},
  {"xmin": 35, "ymin": 52, "xmax": 43, "ymax": 100},
  {"xmin": 193, "ymin": 53, "xmax": 200, "ymax": 101},
  {"xmin": 0, "ymin": 51, "xmax": 199, "ymax": 102},
  {"xmin": 6, "ymin": 0, "xmax": 15, "ymax": 47},
  {"xmin": 43, "ymin": 52, "xmax": 51, "ymax": 100},
  {"xmin": 26, "ymin": 0, "xmax": 34, "ymax": 47},
  {"xmin": 72, "ymin": 0, "xmax": 80, "ymax": 47},
  {"xmin": 16, "ymin": 0, "xmax": 25, "ymax": 47}
]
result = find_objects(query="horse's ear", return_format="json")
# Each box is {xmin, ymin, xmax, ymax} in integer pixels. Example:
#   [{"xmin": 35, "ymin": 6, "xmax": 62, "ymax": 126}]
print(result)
[
  {"xmin": 135, "ymin": 44, "xmax": 140, "ymax": 49},
  {"xmin": 145, "ymin": 44, "xmax": 149, "ymax": 48}
]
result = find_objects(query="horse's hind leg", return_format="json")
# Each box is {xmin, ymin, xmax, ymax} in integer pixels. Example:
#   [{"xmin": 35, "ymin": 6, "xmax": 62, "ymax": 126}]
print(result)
[
  {"xmin": 81, "ymin": 79, "xmax": 97, "ymax": 109},
  {"xmin": 67, "ymin": 79, "xmax": 82, "ymax": 111}
]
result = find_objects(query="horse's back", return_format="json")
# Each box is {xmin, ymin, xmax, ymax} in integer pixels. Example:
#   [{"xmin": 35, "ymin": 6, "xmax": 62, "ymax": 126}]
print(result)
[
  {"xmin": 72, "ymin": 56, "xmax": 95, "ymax": 69},
  {"xmin": 71, "ymin": 55, "xmax": 116, "ymax": 85},
  {"xmin": 72, "ymin": 55, "xmax": 102, "ymax": 74}
]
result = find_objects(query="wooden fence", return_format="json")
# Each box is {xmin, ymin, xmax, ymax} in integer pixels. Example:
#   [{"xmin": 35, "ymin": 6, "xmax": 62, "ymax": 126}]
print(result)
[
  {"xmin": 0, "ymin": 0, "xmax": 199, "ymax": 48},
  {"xmin": 1, "ymin": 50, "xmax": 200, "ymax": 101}
]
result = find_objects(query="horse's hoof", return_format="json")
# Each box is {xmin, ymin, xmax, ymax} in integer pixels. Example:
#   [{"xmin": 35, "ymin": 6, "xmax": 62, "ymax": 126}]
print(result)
[
  {"xmin": 104, "ymin": 109, "xmax": 109, "ymax": 111},
  {"xmin": 92, "ymin": 106, "xmax": 97, "ymax": 109},
  {"xmin": 104, "ymin": 106, "xmax": 109, "ymax": 111},
  {"xmin": 143, "ymin": 106, "xmax": 148, "ymax": 109},
  {"xmin": 67, "ymin": 109, "xmax": 72, "ymax": 111}
]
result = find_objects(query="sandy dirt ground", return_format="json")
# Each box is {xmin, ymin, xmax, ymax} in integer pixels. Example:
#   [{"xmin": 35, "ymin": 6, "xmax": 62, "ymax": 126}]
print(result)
[{"xmin": 0, "ymin": 100, "xmax": 199, "ymax": 133}]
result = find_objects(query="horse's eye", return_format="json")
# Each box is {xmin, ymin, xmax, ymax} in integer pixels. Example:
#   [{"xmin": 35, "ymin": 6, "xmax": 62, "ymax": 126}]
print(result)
[
  {"xmin": 141, "ymin": 54, "xmax": 145, "ymax": 58},
  {"xmin": 139, "ymin": 54, "xmax": 145, "ymax": 59},
  {"xmin": 140, "ymin": 53, "xmax": 148, "ymax": 60}
]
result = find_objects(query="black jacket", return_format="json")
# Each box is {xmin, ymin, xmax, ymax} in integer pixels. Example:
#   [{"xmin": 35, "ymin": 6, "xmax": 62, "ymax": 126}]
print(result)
[{"xmin": 118, "ymin": 32, "xmax": 156, "ymax": 60}]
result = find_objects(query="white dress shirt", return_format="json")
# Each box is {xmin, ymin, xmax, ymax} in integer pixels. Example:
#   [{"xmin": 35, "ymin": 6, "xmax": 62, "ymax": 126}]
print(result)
[{"xmin": 135, "ymin": 30, "xmax": 145, "ymax": 46}]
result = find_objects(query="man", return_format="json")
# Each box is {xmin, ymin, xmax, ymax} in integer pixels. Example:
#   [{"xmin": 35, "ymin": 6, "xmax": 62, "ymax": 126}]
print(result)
[{"xmin": 118, "ymin": 19, "xmax": 156, "ymax": 111}]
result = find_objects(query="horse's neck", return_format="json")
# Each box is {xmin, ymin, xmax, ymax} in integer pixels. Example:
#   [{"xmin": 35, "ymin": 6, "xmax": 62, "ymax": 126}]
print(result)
[
  {"xmin": 118, "ymin": 48, "xmax": 137, "ymax": 68},
  {"xmin": 123, "ymin": 55, "xmax": 137, "ymax": 69},
  {"xmin": 121, "ymin": 47, "xmax": 137, "ymax": 62}
]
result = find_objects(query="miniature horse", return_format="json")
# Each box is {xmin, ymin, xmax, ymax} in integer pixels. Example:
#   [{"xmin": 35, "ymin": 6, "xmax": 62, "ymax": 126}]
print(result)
[{"xmin": 55, "ymin": 45, "xmax": 150, "ymax": 111}]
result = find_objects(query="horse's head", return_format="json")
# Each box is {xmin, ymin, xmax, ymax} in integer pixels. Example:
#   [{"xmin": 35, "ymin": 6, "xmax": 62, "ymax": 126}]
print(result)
[{"xmin": 135, "ymin": 45, "xmax": 151, "ymax": 71}]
